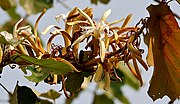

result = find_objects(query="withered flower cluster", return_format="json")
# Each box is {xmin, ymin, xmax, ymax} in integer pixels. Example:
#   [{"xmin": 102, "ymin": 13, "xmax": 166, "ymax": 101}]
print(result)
[{"xmin": 0, "ymin": 7, "xmax": 148, "ymax": 98}]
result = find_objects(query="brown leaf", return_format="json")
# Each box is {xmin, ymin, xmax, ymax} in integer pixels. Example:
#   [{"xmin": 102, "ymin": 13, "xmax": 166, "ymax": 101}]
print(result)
[{"xmin": 145, "ymin": 3, "xmax": 180, "ymax": 101}]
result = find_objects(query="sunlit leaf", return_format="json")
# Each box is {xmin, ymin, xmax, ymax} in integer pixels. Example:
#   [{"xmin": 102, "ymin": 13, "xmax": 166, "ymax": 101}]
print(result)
[
  {"xmin": 66, "ymin": 72, "xmax": 84, "ymax": 93},
  {"xmin": 93, "ymin": 94, "xmax": 113, "ymax": 104},
  {"xmin": 40, "ymin": 89, "xmax": 61, "ymax": 100},
  {"xmin": 145, "ymin": 3, "xmax": 180, "ymax": 102},
  {"xmin": 19, "ymin": 0, "xmax": 53, "ymax": 15},
  {"xmin": 12, "ymin": 54, "xmax": 73, "ymax": 75},
  {"xmin": 25, "ymin": 66, "xmax": 51, "ymax": 82}
]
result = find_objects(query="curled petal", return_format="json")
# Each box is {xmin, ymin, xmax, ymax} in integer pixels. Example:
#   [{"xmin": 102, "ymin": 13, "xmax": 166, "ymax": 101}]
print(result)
[
  {"xmin": 50, "ymin": 29, "xmax": 72, "ymax": 49},
  {"xmin": 101, "ymin": 9, "xmax": 111, "ymax": 21},
  {"xmin": 0, "ymin": 31, "xmax": 13, "ymax": 41},
  {"xmin": 34, "ymin": 9, "xmax": 46, "ymax": 38},
  {"xmin": 13, "ymin": 18, "xmax": 24, "ymax": 37},
  {"xmin": 77, "ymin": 8, "xmax": 95, "ymax": 28},
  {"xmin": 134, "ymin": 54, "xmax": 148, "ymax": 71},
  {"xmin": 55, "ymin": 58, "xmax": 80, "ymax": 72},
  {"xmin": 55, "ymin": 13, "xmax": 69, "ymax": 22},
  {"xmin": 132, "ymin": 55, "xmax": 143, "ymax": 86},
  {"xmin": 99, "ymin": 40, "xmax": 106, "ymax": 62},
  {"xmin": 127, "ymin": 34, "xmax": 141, "ymax": 56},
  {"xmin": 17, "ymin": 25, "xmax": 32, "ymax": 35},
  {"xmin": 71, "ymin": 34, "xmax": 90, "ymax": 47},
  {"xmin": 41, "ymin": 25, "xmax": 58, "ymax": 35},
  {"xmin": 109, "ymin": 18, "xmax": 124, "ymax": 26},
  {"xmin": 67, "ymin": 21, "xmax": 90, "ymax": 25}
]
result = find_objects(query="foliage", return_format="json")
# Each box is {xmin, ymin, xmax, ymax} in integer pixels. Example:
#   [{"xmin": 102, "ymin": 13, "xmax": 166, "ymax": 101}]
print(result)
[
  {"xmin": 0, "ymin": 82, "xmax": 55, "ymax": 104},
  {"xmin": 91, "ymin": 0, "xmax": 110, "ymax": 5},
  {"xmin": 0, "ymin": 0, "xmax": 180, "ymax": 104}
]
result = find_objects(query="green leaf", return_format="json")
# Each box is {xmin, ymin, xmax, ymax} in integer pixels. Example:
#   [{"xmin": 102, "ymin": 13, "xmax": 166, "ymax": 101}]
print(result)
[
  {"xmin": 91, "ymin": 0, "xmax": 110, "ymax": 4},
  {"xmin": 0, "ymin": 31, "xmax": 23, "ymax": 47},
  {"xmin": 99, "ymin": 0, "xmax": 110, "ymax": 4},
  {"xmin": 12, "ymin": 54, "xmax": 73, "ymax": 75},
  {"xmin": 8, "ymin": 82, "xmax": 18, "ymax": 104},
  {"xmin": 93, "ymin": 94, "xmax": 114, "ymax": 104},
  {"xmin": 25, "ymin": 66, "xmax": 51, "ymax": 82},
  {"xmin": 66, "ymin": 72, "xmax": 84, "ymax": 93},
  {"xmin": 0, "ymin": 0, "xmax": 16, "ymax": 10},
  {"xmin": 19, "ymin": 0, "xmax": 53, "ymax": 15},
  {"xmin": 110, "ymin": 82, "xmax": 130, "ymax": 104},
  {"xmin": 91, "ymin": 0, "xmax": 98, "ymax": 4},
  {"xmin": 17, "ymin": 85, "xmax": 38, "ymax": 104},
  {"xmin": 0, "ymin": 82, "xmax": 18, "ymax": 104},
  {"xmin": 40, "ymin": 89, "xmax": 61, "ymax": 100},
  {"xmin": 6, "ymin": 7, "xmax": 20, "ymax": 20},
  {"xmin": 118, "ymin": 62, "xmax": 140, "ymax": 89},
  {"xmin": 36, "ymin": 98, "xmax": 53, "ymax": 104},
  {"xmin": 65, "ymin": 89, "xmax": 80, "ymax": 104},
  {"xmin": 0, "ymin": 21, "xmax": 15, "ymax": 33},
  {"xmin": 0, "ymin": 33, "xmax": 10, "ymax": 44}
]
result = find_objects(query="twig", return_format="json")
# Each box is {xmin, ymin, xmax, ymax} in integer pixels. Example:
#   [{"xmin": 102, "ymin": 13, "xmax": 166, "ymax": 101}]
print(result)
[{"xmin": 0, "ymin": 83, "xmax": 11, "ymax": 95}]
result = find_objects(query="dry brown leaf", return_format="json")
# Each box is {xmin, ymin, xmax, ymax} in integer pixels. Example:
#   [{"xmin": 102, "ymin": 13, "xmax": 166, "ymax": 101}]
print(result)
[{"xmin": 145, "ymin": 3, "xmax": 180, "ymax": 102}]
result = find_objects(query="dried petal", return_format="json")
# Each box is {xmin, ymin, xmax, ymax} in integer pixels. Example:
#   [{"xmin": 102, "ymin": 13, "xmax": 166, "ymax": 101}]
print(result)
[
  {"xmin": 77, "ymin": 8, "xmax": 95, "ymax": 28},
  {"xmin": 121, "ymin": 14, "xmax": 132, "ymax": 29},
  {"xmin": 103, "ymin": 71, "xmax": 111, "ymax": 91},
  {"xmin": 101, "ymin": 9, "xmax": 111, "ymax": 21},
  {"xmin": 94, "ymin": 63, "xmax": 104, "ymax": 82}
]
